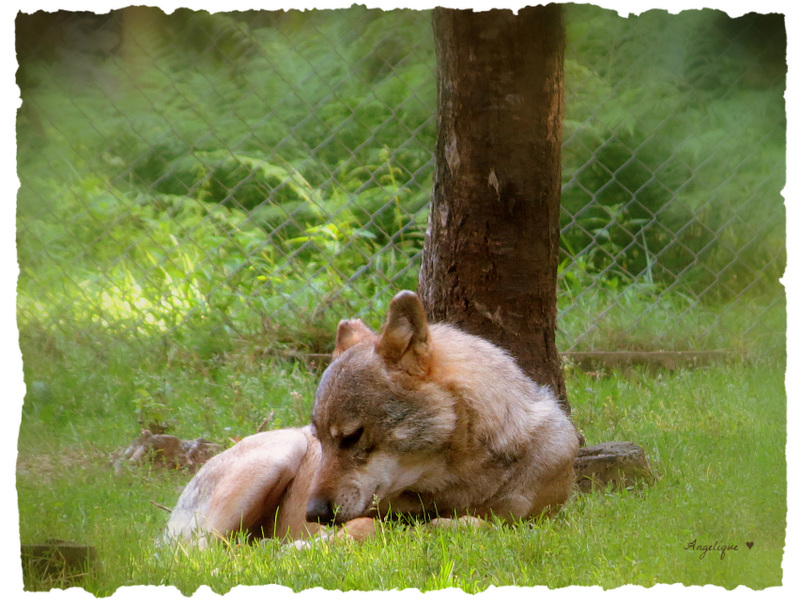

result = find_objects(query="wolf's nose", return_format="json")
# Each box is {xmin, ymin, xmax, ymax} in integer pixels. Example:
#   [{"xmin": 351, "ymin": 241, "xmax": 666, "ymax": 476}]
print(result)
[{"xmin": 306, "ymin": 496, "xmax": 335, "ymax": 524}]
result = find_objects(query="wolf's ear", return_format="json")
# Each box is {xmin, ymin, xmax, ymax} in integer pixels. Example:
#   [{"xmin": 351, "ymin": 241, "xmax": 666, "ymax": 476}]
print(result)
[
  {"xmin": 333, "ymin": 319, "xmax": 374, "ymax": 358},
  {"xmin": 376, "ymin": 291, "xmax": 431, "ymax": 376}
]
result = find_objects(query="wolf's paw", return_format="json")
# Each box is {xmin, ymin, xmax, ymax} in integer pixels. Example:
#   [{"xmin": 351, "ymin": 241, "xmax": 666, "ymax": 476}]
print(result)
[
  {"xmin": 335, "ymin": 517, "xmax": 377, "ymax": 542},
  {"xmin": 287, "ymin": 518, "xmax": 376, "ymax": 550},
  {"xmin": 428, "ymin": 516, "xmax": 490, "ymax": 530}
]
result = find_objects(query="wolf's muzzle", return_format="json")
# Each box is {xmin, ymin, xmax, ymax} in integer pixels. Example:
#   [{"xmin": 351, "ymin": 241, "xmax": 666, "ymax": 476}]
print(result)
[{"xmin": 306, "ymin": 496, "xmax": 336, "ymax": 525}]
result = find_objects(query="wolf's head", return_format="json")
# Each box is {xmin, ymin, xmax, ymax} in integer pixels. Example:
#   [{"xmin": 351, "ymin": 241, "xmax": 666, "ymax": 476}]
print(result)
[{"xmin": 306, "ymin": 291, "xmax": 456, "ymax": 524}]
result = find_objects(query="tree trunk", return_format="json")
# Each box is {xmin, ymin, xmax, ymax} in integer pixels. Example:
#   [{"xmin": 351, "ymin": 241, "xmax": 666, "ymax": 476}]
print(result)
[{"xmin": 420, "ymin": 5, "xmax": 569, "ymax": 411}]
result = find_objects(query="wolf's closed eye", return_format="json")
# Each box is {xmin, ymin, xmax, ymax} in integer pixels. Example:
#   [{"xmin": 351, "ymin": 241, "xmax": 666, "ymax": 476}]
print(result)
[{"xmin": 339, "ymin": 426, "xmax": 364, "ymax": 450}]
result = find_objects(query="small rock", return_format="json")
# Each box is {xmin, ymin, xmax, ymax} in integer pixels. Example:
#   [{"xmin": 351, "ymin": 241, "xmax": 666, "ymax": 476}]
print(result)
[
  {"xmin": 574, "ymin": 441, "xmax": 652, "ymax": 492},
  {"xmin": 288, "ymin": 538, "xmax": 316, "ymax": 551}
]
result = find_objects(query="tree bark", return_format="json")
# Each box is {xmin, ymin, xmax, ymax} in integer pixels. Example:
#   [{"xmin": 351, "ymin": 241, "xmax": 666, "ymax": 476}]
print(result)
[{"xmin": 420, "ymin": 5, "xmax": 569, "ymax": 411}]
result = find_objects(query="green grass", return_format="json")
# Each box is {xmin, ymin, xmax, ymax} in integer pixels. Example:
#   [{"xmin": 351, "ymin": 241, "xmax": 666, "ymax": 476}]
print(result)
[
  {"xmin": 17, "ymin": 341, "xmax": 786, "ymax": 592},
  {"xmin": 557, "ymin": 278, "xmax": 786, "ymax": 353}
]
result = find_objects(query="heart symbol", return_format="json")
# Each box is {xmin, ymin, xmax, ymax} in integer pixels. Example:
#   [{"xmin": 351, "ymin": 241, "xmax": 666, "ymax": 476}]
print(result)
[{"xmin": 746, "ymin": 541, "xmax": 754, "ymax": 550}]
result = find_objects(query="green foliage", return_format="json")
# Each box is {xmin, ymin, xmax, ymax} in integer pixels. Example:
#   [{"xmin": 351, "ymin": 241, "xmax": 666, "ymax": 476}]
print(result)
[
  {"xmin": 16, "ymin": 7, "xmax": 784, "ymax": 355},
  {"xmin": 17, "ymin": 8, "xmax": 433, "ymax": 351},
  {"xmin": 562, "ymin": 7, "xmax": 785, "ymax": 297},
  {"xmin": 557, "ymin": 254, "xmax": 786, "ymax": 353}
]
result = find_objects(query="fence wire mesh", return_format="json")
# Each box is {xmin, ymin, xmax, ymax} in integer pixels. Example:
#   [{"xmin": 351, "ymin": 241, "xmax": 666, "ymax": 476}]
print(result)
[{"xmin": 16, "ymin": 6, "xmax": 786, "ymax": 359}]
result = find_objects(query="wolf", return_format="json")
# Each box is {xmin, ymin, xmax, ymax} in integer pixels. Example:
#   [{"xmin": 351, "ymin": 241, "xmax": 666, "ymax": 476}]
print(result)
[
  {"xmin": 164, "ymin": 290, "xmax": 578, "ymax": 545},
  {"xmin": 305, "ymin": 290, "xmax": 579, "ymax": 525}
]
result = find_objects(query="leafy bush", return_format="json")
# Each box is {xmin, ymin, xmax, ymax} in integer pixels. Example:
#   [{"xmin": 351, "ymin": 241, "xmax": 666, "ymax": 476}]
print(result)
[
  {"xmin": 561, "ymin": 7, "xmax": 785, "ymax": 298},
  {"xmin": 16, "ymin": 6, "xmax": 784, "ymax": 355},
  {"xmin": 17, "ymin": 8, "xmax": 433, "ymax": 348}
]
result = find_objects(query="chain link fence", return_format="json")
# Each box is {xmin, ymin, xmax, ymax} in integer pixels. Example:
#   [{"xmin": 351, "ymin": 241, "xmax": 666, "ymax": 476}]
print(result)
[{"xmin": 16, "ymin": 6, "xmax": 786, "ymax": 359}]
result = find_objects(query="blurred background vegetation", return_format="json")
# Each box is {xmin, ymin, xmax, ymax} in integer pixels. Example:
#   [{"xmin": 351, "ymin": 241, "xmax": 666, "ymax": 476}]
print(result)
[{"xmin": 15, "ymin": 6, "xmax": 785, "ymax": 430}]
